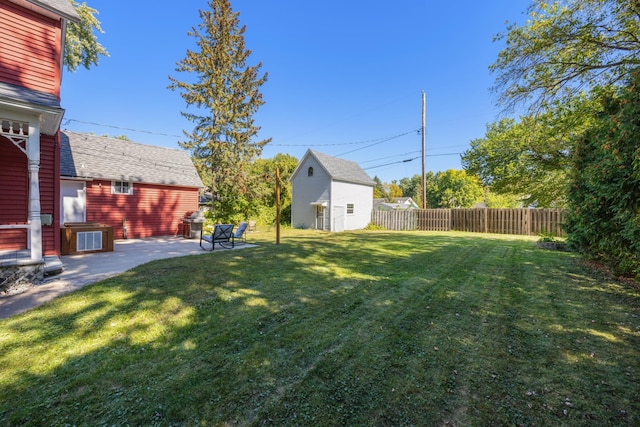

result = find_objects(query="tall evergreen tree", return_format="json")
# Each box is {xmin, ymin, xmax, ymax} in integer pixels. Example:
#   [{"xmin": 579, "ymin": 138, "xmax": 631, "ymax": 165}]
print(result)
[{"xmin": 168, "ymin": 0, "xmax": 270, "ymax": 222}]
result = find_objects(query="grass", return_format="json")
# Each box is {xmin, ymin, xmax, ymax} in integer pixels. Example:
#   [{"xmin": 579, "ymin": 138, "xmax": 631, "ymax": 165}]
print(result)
[{"xmin": 1, "ymin": 229, "xmax": 639, "ymax": 426}]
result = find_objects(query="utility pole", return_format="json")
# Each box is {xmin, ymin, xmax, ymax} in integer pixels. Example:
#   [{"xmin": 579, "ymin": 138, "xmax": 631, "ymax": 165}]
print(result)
[
  {"xmin": 275, "ymin": 166, "xmax": 281, "ymax": 245},
  {"xmin": 421, "ymin": 90, "xmax": 427, "ymax": 209}
]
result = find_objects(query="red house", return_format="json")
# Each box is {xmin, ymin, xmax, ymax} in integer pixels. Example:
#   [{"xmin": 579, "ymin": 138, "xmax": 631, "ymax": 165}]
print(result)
[
  {"xmin": 60, "ymin": 131, "xmax": 203, "ymax": 239},
  {"xmin": 0, "ymin": 0, "xmax": 79, "ymax": 281}
]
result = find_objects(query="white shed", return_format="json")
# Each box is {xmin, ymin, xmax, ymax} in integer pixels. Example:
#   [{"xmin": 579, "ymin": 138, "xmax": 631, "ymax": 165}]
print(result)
[{"xmin": 290, "ymin": 149, "xmax": 375, "ymax": 231}]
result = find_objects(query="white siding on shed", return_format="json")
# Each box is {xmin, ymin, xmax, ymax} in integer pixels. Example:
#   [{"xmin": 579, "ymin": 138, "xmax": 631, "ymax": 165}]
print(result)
[
  {"xmin": 290, "ymin": 156, "xmax": 331, "ymax": 230},
  {"xmin": 290, "ymin": 150, "xmax": 374, "ymax": 231},
  {"xmin": 331, "ymin": 180, "xmax": 373, "ymax": 230}
]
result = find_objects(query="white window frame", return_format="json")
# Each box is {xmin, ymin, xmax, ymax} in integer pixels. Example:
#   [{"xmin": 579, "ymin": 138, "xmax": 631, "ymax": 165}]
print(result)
[
  {"xmin": 347, "ymin": 203, "xmax": 355, "ymax": 215},
  {"xmin": 112, "ymin": 181, "xmax": 133, "ymax": 195}
]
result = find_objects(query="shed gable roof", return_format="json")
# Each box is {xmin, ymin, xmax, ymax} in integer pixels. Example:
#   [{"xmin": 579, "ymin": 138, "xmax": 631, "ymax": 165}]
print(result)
[
  {"xmin": 60, "ymin": 131, "xmax": 203, "ymax": 188},
  {"xmin": 293, "ymin": 149, "xmax": 375, "ymax": 186}
]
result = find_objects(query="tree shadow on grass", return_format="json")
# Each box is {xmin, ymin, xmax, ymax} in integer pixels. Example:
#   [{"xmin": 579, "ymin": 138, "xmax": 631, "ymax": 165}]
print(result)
[{"xmin": 1, "ymin": 232, "xmax": 640, "ymax": 425}]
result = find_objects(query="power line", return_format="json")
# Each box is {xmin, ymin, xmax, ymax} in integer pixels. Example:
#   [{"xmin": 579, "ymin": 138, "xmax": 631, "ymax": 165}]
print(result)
[
  {"xmin": 359, "ymin": 150, "xmax": 421, "ymax": 164},
  {"xmin": 360, "ymin": 146, "xmax": 467, "ymax": 166},
  {"xmin": 271, "ymin": 128, "xmax": 420, "ymax": 148},
  {"xmin": 63, "ymin": 117, "xmax": 466, "ymax": 165},
  {"xmin": 63, "ymin": 118, "xmax": 183, "ymax": 138},
  {"xmin": 363, "ymin": 156, "xmax": 421, "ymax": 170},
  {"xmin": 63, "ymin": 118, "xmax": 422, "ymax": 151},
  {"xmin": 363, "ymin": 152, "xmax": 462, "ymax": 171},
  {"xmin": 336, "ymin": 129, "xmax": 419, "ymax": 156}
]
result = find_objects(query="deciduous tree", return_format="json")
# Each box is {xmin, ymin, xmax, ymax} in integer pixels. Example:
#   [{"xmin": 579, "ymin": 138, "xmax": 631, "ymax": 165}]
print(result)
[
  {"xmin": 432, "ymin": 170, "xmax": 483, "ymax": 208},
  {"xmin": 398, "ymin": 171, "xmax": 483, "ymax": 208},
  {"xmin": 470, "ymin": 0, "xmax": 638, "ymax": 207},
  {"xmin": 64, "ymin": 1, "xmax": 108, "ymax": 71},
  {"xmin": 491, "ymin": 0, "xmax": 640, "ymax": 111},
  {"xmin": 461, "ymin": 97, "xmax": 598, "ymax": 207},
  {"xmin": 250, "ymin": 154, "xmax": 298, "ymax": 225}
]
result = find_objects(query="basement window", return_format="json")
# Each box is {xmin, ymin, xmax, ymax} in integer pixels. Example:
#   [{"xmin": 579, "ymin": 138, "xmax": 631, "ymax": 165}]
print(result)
[{"xmin": 112, "ymin": 181, "xmax": 133, "ymax": 195}]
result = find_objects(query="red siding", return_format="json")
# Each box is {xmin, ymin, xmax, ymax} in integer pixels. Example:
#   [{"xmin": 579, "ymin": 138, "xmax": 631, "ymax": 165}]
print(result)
[
  {"xmin": 0, "ymin": 0, "xmax": 62, "ymax": 96},
  {"xmin": 0, "ymin": 136, "xmax": 28, "ymax": 250},
  {"xmin": 0, "ymin": 134, "xmax": 59, "ymax": 254},
  {"xmin": 85, "ymin": 180, "xmax": 199, "ymax": 239},
  {"xmin": 40, "ymin": 133, "xmax": 59, "ymax": 256}
]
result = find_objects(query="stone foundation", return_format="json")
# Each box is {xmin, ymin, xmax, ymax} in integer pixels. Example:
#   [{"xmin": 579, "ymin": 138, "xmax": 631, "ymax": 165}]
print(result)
[{"xmin": 0, "ymin": 263, "xmax": 44, "ymax": 296}]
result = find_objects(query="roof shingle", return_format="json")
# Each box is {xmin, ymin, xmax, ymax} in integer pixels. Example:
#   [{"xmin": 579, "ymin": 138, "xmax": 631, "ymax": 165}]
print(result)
[
  {"xmin": 308, "ymin": 150, "xmax": 375, "ymax": 186},
  {"xmin": 60, "ymin": 131, "xmax": 203, "ymax": 188},
  {"xmin": 23, "ymin": 0, "xmax": 80, "ymax": 22},
  {"xmin": 0, "ymin": 81, "xmax": 61, "ymax": 110}
]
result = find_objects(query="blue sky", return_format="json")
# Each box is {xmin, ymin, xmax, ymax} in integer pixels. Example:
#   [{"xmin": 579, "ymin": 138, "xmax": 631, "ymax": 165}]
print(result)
[{"xmin": 60, "ymin": 0, "xmax": 529, "ymax": 183}]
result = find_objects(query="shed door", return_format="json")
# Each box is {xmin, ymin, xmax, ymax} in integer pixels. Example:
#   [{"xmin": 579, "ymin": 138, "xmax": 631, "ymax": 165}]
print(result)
[
  {"xmin": 315, "ymin": 206, "xmax": 325, "ymax": 230},
  {"xmin": 333, "ymin": 206, "xmax": 345, "ymax": 232},
  {"xmin": 61, "ymin": 181, "xmax": 86, "ymax": 223}
]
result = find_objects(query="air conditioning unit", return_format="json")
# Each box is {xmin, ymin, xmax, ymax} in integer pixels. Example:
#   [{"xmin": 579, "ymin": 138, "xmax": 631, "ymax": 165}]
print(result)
[{"xmin": 77, "ymin": 231, "xmax": 103, "ymax": 252}]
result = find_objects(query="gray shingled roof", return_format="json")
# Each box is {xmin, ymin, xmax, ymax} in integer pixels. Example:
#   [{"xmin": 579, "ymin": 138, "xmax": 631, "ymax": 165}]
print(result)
[
  {"xmin": 24, "ymin": 0, "xmax": 80, "ymax": 22},
  {"xmin": 60, "ymin": 131, "xmax": 203, "ymax": 188},
  {"xmin": 0, "ymin": 81, "xmax": 64, "ymax": 135},
  {"xmin": 0, "ymin": 81, "xmax": 61, "ymax": 110},
  {"xmin": 308, "ymin": 149, "xmax": 375, "ymax": 186}
]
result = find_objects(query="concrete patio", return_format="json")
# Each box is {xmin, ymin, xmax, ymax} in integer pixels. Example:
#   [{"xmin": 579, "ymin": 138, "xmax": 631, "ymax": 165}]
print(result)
[{"xmin": 0, "ymin": 236, "xmax": 255, "ymax": 319}]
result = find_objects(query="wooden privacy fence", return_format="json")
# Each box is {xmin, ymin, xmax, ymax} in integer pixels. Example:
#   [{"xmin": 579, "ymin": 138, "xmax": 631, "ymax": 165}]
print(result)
[{"xmin": 371, "ymin": 208, "xmax": 567, "ymax": 237}]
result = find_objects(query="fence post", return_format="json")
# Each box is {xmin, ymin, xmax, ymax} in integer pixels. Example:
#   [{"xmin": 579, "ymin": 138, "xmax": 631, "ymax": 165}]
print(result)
[{"xmin": 484, "ymin": 208, "xmax": 488, "ymax": 233}]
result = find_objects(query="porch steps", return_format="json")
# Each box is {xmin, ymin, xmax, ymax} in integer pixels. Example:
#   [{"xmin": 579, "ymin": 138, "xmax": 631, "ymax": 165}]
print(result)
[{"xmin": 43, "ymin": 255, "xmax": 64, "ymax": 275}]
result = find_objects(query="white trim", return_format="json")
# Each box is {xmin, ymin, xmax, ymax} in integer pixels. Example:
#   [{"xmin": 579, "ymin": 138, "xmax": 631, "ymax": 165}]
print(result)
[
  {"xmin": 0, "ymin": 224, "xmax": 29, "ymax": 229},
  {"xmin": 0, "ymin": 101, "xmax": 63, "ymax": 136},
  {"xmin": 112, "ymin": 181, "xmax": 133, "ymax": 195},
  {"xmin": 310, "ymin": 199, "xmax": 328, "ymax": 207},
  {"xmin": 346, "ymin": 203, "xmax": 355, "ymax": 215}
]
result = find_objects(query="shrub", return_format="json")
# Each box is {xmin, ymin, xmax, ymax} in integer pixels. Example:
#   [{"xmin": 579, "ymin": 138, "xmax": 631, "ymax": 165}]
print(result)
[{"xmin": 566, "ymin": 71, "xmax": 640, "ymax": 278}]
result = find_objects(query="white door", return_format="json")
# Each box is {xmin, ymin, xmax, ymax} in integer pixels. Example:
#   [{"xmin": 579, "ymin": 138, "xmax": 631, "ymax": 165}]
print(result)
[
  {"xmin": 333, "ymin": 206, "xmax": 345, "ymax": 232},
  {"xmin": 60, "ymin": 181, "xmax": 86, "ymax": 224},
  {"xmin": 315, "ymin": 206, "xmax": 325, "ymax": 230}
]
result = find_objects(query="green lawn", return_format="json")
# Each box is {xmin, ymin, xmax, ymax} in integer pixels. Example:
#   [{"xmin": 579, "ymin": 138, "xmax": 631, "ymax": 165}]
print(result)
[{"xmin": 1, "ymin": 230, "xmax": 639, "ymax": 426}]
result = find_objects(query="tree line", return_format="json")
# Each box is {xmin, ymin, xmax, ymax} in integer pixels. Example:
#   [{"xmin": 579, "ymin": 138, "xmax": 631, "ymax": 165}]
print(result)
[{"xmin": 466, "ymin": 0, "xmax": 640, "ymax": 278}]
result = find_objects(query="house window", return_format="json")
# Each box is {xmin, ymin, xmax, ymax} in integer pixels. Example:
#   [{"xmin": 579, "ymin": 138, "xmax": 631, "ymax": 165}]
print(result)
[
  {"xmin": 347, "ymin": 203, "xmax": 354, "ymax": 214},
  {"xmin": 308, "ymin": 167, "xmax": 313, "ymax": 177},
  {"xmin": 112, "ymin": 181, "xmax": 132, "ymax": 195}
]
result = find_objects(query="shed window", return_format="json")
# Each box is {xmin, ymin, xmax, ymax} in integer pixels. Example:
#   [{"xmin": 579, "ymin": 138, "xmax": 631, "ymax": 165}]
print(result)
[
  {"xmin": 112, "ymin": 181, "xmax": 132, "ymax": 195},
  {"xmin": 347, "ymin": 203, "xmax": 354, "ymax": 214},
  {"xmin": 308, "ymin": 167, "xmax": 313, "ymax": 177}
]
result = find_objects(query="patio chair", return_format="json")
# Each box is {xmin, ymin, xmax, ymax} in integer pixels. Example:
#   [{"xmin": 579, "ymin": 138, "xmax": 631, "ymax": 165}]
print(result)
[
  {"xmin": 231, "ymin": 221, "xmax": 248, "ymax": 245},
  {"xmin": 248, "ymin": 220, "xmax": 257, "ymax": 232},
  {"xmin": 200, "ymin": 224, "xmax": 234, "ymax": 250}
]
